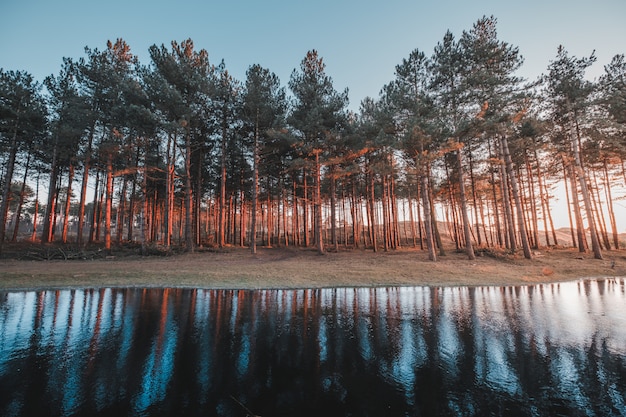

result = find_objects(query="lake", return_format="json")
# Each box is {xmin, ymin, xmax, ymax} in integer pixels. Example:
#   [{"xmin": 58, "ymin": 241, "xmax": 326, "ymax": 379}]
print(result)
[{"xmin": 1, "ymin": 279, "xmax": 625, "ymax": 416}]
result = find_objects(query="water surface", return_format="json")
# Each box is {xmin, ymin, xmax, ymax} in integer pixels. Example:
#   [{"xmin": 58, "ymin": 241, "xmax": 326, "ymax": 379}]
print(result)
[{"xmin": 1, "ymin": 279, "xmax": 625, "ymax": 416}]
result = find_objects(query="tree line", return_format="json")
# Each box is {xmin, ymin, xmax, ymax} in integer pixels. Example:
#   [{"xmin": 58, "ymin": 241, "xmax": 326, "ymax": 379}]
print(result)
[{"xmin": 1, "ymin": 16, "xmax": 625, "ymax": 260}]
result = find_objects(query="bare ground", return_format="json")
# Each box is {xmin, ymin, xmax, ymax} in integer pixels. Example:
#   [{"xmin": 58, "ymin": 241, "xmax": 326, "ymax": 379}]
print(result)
[{"xmin": 1, "ymin": 244, "xmax": 625, "ymax": 291}]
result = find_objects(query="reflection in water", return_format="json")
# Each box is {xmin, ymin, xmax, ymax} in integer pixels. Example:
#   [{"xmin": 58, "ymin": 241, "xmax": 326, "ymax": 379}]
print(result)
[{"xmin": 1, "ymin": 280, "xmax": 625, "ymax": 416}]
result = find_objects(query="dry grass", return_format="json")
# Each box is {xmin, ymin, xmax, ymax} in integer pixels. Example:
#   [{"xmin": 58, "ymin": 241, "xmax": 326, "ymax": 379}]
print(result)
[{"xmin": 1, "ymin": 245, "xmax": 625, "ymax": 291}]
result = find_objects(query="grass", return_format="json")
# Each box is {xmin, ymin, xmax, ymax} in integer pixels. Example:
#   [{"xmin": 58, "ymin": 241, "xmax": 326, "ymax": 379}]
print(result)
[{"xmin": 1, "ymin": 244, "xmax": 624, "ymax": 292}]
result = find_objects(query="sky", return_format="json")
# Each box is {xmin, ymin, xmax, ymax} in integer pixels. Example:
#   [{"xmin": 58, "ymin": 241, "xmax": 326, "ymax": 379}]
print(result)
[
  {"xmin": 1, "ymin": 0, "xmax": 626, "ymax": 231},
  {"xmin": 1, "ymin": 0, "xmax": 625, "ymax": 113}
]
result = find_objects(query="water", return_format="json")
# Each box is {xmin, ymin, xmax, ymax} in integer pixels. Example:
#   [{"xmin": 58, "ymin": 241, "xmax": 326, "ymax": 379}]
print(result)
[{"xmin": 1, "ymin": 280, "xmax": 625, "ymax": 416}]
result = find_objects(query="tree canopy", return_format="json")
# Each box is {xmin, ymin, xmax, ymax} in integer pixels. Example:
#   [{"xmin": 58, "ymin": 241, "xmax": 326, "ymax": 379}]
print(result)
[{"xmin": 1, "ymin": 16, "xmax": 624, "ymax": 260}]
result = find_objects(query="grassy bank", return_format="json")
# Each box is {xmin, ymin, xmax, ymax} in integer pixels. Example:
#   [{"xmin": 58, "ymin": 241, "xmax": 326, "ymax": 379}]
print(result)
[{"xmin": 1, "ymin": 245, "xmax": 625, "ymax": 292}]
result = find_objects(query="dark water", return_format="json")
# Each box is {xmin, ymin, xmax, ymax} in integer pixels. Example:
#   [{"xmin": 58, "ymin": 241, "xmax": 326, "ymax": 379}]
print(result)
[{"xmin": 1, "ymin": 280, "xmax": 625, "ymax": 417}]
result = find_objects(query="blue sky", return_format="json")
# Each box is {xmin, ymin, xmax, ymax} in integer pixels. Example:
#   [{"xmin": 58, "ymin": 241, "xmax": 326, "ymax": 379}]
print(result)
[{"xmin": 1, "ymin": 0, "xmax": 625, "ymax": 112}]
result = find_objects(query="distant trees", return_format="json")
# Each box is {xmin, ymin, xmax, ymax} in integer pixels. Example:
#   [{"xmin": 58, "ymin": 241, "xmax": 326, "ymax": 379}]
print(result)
[{"xmin": 1, "ymin": 16, "xmax": 625, "ymax": 261}]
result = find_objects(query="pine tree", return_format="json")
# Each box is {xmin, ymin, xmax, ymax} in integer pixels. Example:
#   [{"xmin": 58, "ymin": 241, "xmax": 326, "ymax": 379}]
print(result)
[
  {"xmin": 459, "ymin": 16, "xmax": 532, "ymax": 259},
  {"xmin": 0, "ymin": 70, "xmax": 47, "ymax": 253},
  {"xmin": 149, "ymin": 39, "xmax": 213, "ymax": 252},
  {"xmin": 544, "ymin": 46, "xmax": 603, "ymax": 259},
  {"xmin": 288, "ymin": 50, "xmax": 348, "ymax": 254},
  {"xmin": 387, "ymin": 48, "xmax": 438, "ymax": 260},
  {"xmin": 430, "ymin": 30, "xmax": 476, "ymax": 260},
  {"xmin": 243, "ymin": 64, "xmax": 287, "ymax": 253}
]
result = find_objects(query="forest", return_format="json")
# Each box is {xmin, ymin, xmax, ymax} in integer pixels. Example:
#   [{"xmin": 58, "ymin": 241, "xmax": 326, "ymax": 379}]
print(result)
[{"xmin": 1, "ymin": 16, "xmax": 625, "ymax": 262}]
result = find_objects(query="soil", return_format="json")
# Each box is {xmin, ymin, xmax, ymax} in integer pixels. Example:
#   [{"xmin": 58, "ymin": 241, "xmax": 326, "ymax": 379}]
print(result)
[{"xmin": 1, "ymin": 243, "xmax": 625, "ymax": 291}]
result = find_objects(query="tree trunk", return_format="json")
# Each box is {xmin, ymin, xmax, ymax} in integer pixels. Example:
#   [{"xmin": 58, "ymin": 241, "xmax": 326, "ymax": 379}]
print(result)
[
  {"xmin": 534, "ymin": 147, "xmax": 552, "ymax": 246},
  {"xmin": 116, "ymin": 176, "xmax": 127, "ymax": 244},
  {"xmin": 467, "ymin": 148, "xmax": 482, "ymax": 246},
  {"xmin": 41, "ymin": 137, "xmax": 59, "ymax": 244},
  {"xmin": 0, "ymin": 110, "xmax": 21, "ymax": 252},
  {"xmin": 420, "ymin": 172, "xmax": 437, "ymax": 261},
  {"xmin": 30, "ymin": 171, "xmax": 40, "ymax": 242},
  {"xmin": 368, "ymin": 168, "xmax": 377, "ymax": 252},
  {"xmin": 571, "ymin": 123, "xmax": 602, "ymax": 259},
  {"xmin": 501, "ymin": 136, "xmax": 532, "ymax": 259},
  {"xmin": 141, "ymin": 165, "xmax": 149, "ymax": 255},
  {"xmin": 250, "ymin": 114, "xmax": 259, "ymax": 254},
  {"xmin": 330, "ymin": 166, "xmax": 338, "ymax": 252},
  {"xmin": 314, "ymin": 150, "xmax": 324, "ymax": 254},
  {"xmin": 61, "ymin": 163, "xmax": 74, "ymax": 244},
  {"xmin": 456, "ymin": 149, "xmax": 476, "ymax": 260},
  {"xmin": 591, "ymin": 169, "xmax": 610, "ymax": 250},
  {"xmin": 104, "ymin": 153, "xmax": 113, "ymax": 254},
  {"xmin": 524, "ymin": 153, "xmax": 540, "ymax": 249},
  {"xmin": 407, "ymin": 189, "xmax": 417, "ymax": 248},
  {"xmin": 183, "ymin": 126, "xmax": 194, "ymax": 252},
  {"xmin": 489, "ymin": 139, "xmax": 504, "ymax": 247},
  {"xmin": 11, "ymin": 151, "xmax": 32, "ymax": 242},
  {"xmin": 604, "ymin": 159, "xmax": 619, "ymax": 249},
  {"xmin": 89, "ymin": 169, "xmax": 101, "ymax": 243},
  {"xmin": 76, "ymin": 125, "xmax": 96, "ymax": 246},
  {"xmin": 499, "ymin": 141, "xmax": 516, "ymax": 251},
  {"xmin": 303, "ymin": 169, "xmax": 309, "ymax": 248},
  {"xmin": 382, "ymin": 174, "xmax": 389, "ymax": 252},
  {"xmin": 429, "ymin": 174, "xmax": 445, "ymax": 256},
  {"xmin": 350, "ymin": 181, "xmax": 359, "ymax": 248}
]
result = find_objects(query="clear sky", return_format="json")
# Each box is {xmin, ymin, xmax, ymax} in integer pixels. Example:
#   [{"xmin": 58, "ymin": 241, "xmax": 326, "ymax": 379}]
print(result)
[{"xmin": 1, "ymin": 0, "xmax": 625, "ymax": 112}]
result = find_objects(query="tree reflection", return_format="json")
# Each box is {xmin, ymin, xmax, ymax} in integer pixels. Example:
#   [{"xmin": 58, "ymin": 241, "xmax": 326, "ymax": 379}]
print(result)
[{"xmin": 0, "ymin": 280, "xmax": 625, "ymax": 416}]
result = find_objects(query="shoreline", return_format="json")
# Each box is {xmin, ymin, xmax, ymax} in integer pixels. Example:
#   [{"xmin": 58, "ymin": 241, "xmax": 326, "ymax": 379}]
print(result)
[
  {"xmin": 1, "ymin": 246, "xmax": 624, "ymax": 292},
  {"xmin": 0, "ymin": 277, "xmax": 620, "ymax": 294}
]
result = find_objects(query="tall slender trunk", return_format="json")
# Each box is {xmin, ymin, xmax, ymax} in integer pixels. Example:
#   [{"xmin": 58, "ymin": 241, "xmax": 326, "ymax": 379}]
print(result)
[
  {"xmin": 350, "ymin": 181, "xmax": 359, "ymax": 248},
  {"xmin": 141, "ymin": 164, "xmax": 149, "ymax": 255},
  {"xmin": 184, "ymin": 126, "xmax": 194, "ymax": 252},
  {"xmin": 329, "ymin": 166, "xmax": 338, "ymax": 252},
  {"xmin": 77, "ymin": 124, "xmax": 96, "ymax": 245},
  {"xmin": 524, "ymin": 153, "xmax": 540, "ymax": 249},
  {"xmin": 30, "ymin": 171, "xmax": 40, "ymax": 242},
  {"xmin": 604, "ymin": 160, "xmax": 619, "ymax": 249},
  {"xmin": 116, "ymin": 176, "xmax": 127, "ymax": 244},
  {"xmin": 195, "ymin": 155, "xmax": 203, "ymax": 246},
  {"xmin": 499, "ymin": 141, "xmax": 516, "ymax": 251},
  {"xmin": 407, "ymin": 189, "xmax": 417, "ymax": 248},
  {"xmin": 61, "ymin": 163, "xmax": 74, "ymax": 243},
  {"xmin": 293, "ymin": 177, "xmax": 300, "ymax": 246},
  {"xmin": 456, "ymin": 149, "xmax": 475, "ymax": 260},
  {"xmin": 41, "ymin": 137, "xmax": 59, "ymax": 244},
  {"xmin": 420, "ymin": 172, "xmax": 437, "ymax": 261},
  {"xmin": 382, "ymin": 174, "xmax": 389, "ymax": 252},
  {"xmin": 163, "ymin": 134, "xmax": 172, "ymax": 247},
  {"xmin": 534, "ymin": 147, "xmax": 551, "ymax": 246},
  {"xmin": 571, "ymin": 123, "xmax": 602, "ymax": 259},
  {"xmin": 251, "ymin": 112, "xmax": 259, "ymax": 254},
  {"xmin": 11, "ymin": 151, "xmax": 31, "ymax": 242},
  {"xmin": 89, "ymin": 169, "xmax": 100, "ymax": 243},
  {"xmin": 368, "ymin": 167, "xmax": 377, "ymax": 252},
  {"xmin": 489, "ymin": 156, "xmax": 503, "ymax": 247},
  {"xmin": 104, "ymin": 153, "xmax": 113, "ymax": 254},
  {"xmin": 429, "ymin": 174, "xmax": 445, "ymax": 256},
  {"xmin": 0, "ymin": 106, "xmax": 21, "ymax": 253},
  {"xmin": 591, "ymin": 169, "xmax": 610, "ymax": 250},
  {"xmin": 303, "ymin": 169, "xmax": 309, "ymax": 247},
  {"xmin": 467, "ymin": 149, "xmax": 482, "ymax": 246},
  {"xmin": 127, "ymin": 152, "xmax": 138, "ymax": 243},
  {"xmin": 501, "ymin": 136, "xmax": 532, "ymax": 259},
  {"xmin": 314, "ymin": 150, "xmax": 324, "ymax": 254}
]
